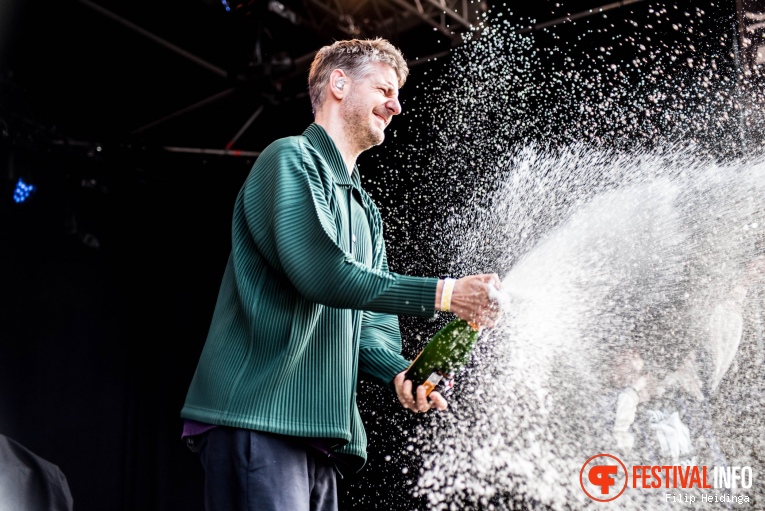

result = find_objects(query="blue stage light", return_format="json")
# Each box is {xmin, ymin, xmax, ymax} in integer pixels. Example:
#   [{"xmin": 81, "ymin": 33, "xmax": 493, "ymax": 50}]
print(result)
[{"xmin": 12, "ymin": 178, "xmax": 36, "ymax": 204}]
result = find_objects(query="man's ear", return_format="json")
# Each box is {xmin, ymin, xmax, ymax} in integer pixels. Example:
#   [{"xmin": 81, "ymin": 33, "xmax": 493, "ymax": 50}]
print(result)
[{"xmin": 328, "ymin": 69, "xmax": 348, "ymax": 100}]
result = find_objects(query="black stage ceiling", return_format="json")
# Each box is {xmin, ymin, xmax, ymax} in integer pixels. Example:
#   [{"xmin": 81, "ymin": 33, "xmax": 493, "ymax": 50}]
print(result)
[{"xmin": 1, "ymin": 0, "xmax": 703, "ymax": 157}]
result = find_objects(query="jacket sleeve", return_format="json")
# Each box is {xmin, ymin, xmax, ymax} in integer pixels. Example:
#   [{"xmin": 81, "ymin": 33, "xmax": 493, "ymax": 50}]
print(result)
[
  {"xmin": 358, "ymin": 310, "xmax": 411, "ymax": 383},
  {"xmin": 358, "ymin": 239, "xmax": 417, "ymax": 382},
  {"xmin": 242, "ymin": 137, "xmax": 437, "ymax": 317}
]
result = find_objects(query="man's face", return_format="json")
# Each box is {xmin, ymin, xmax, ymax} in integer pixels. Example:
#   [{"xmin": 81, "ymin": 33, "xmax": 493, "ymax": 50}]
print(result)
[{"xmin": 340, "ymin": 63, "xmax": 402, "ymax": 152}]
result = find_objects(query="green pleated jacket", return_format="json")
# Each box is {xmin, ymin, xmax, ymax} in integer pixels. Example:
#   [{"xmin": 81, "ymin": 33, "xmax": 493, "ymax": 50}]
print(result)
[{"xmin": 181, "ymin": 123, "xmax": 439, "ymax": 470}]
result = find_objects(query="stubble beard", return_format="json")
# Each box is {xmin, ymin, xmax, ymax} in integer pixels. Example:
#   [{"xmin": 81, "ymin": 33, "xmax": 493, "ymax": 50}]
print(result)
[{"xmin": 342, "ymin": 94, "xmax": 384, "ymax": 153}]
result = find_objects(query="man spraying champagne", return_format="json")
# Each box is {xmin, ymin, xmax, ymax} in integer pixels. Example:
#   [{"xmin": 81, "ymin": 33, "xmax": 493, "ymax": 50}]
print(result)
[{"xmin": 180, "ymin": 38, "xmax": 503, "ymax": 511}]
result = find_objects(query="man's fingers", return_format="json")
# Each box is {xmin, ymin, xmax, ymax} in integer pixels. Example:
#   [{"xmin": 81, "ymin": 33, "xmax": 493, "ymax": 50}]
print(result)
[
  {"xmin": 394, "ymin": 372, "xmax": 416, "ymax": 410},
  {"xmin": 483, "ymin": 273, "xmax": 501, "ymax": 288},
  {"xmin": 395, "ymin": 371, "xmax": 453, "ymax": 414},
  {"xmin": 403, "ymin": 379, "xmax": 414, "ymax": 406},
  {"xmin": 415, "ymin": 385, "xmax": 430, "ymax": 412},
  {"xmin": 428, "ymin": 391, "xmax": 448, "ymax": 411},
  {"xmin": 393, "ymin": 372, "xmax": 405, "ymax": 395}
]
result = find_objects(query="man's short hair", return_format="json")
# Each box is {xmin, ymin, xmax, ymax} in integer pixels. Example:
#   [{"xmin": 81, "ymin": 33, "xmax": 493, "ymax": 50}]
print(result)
[{"xmin": 308, "ymin": 38, "xmax": 409, "ymax": 113}]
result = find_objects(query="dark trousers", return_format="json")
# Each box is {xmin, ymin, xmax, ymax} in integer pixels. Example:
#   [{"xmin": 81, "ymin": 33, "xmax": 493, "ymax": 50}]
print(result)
[{"xmin": 190, "ymin": 427, "xmax": 338, "ymax": 511}]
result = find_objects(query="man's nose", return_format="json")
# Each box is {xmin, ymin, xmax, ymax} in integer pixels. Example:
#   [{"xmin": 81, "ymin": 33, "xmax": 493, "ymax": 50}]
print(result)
[{"xmin": 387, "ymin": 97, "xmax": 401, "ymax": 116}]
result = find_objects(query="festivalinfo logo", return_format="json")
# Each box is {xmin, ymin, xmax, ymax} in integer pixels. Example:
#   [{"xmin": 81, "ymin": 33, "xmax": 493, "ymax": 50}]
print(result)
[{"xmin": 579, "ymin": 453, "xmax": 754, "ymax": 504}]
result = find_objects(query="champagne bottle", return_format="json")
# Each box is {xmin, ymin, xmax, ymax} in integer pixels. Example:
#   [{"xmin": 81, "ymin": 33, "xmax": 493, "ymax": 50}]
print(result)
[{"xmin": 405, "ymin": 318, "xmax": 481, "ymax": 397}]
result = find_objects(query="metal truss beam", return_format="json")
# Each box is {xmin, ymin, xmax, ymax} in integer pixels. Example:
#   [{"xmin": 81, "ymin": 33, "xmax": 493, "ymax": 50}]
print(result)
[{"xmin": 294, "ymin": 0, "xmax": 487, "ymax": 45}]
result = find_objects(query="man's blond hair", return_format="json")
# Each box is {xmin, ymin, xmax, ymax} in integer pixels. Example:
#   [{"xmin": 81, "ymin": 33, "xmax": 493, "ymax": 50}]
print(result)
[{"xmin": 308, "ymin": 38, "xmax": 409, "ymax": 113}]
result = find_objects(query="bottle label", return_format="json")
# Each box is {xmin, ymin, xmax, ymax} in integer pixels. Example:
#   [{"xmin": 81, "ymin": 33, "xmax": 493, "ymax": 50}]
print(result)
[{"xmin": 423, "ymin": 371, "xmax": 443, "ymax": 395}]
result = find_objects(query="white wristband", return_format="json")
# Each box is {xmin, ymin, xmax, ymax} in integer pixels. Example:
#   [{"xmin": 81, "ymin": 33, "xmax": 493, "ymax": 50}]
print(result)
[{"xmin": 440, "ymin": 278, "xmax": 456, "ymax": 312}]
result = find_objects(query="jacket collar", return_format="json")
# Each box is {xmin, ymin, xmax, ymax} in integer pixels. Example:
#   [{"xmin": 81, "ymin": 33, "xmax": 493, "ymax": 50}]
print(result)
[{"xmin": 303, "ymin": 123, "xmax": 359, "ymax": 188}]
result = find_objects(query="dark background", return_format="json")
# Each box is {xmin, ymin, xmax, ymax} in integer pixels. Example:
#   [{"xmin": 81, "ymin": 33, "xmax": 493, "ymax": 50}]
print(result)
[{"xmin": 0, "ymin": 0, "xmax": 758, "ymax": 509}]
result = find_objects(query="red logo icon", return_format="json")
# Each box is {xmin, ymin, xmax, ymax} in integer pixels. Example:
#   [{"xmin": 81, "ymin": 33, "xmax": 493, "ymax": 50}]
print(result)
[{"xmin": 580, "ymin": 454, "xmax": 628, "ymax": 502}]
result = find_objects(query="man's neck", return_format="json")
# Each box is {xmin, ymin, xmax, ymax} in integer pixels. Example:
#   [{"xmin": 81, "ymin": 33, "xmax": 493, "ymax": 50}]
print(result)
[{"xmin": 314, "ymin": 119, "xmax": 358, "ymax": 176}]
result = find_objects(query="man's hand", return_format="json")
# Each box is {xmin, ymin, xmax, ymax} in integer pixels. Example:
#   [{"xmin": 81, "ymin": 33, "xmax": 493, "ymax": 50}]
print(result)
[
  {"xmin": 393, "ymin": 371, "xmax": 448, "ymax": 413},
  {"xmin": 448, "ymin": 273, "xmax": 503, "ymax": 328}
]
